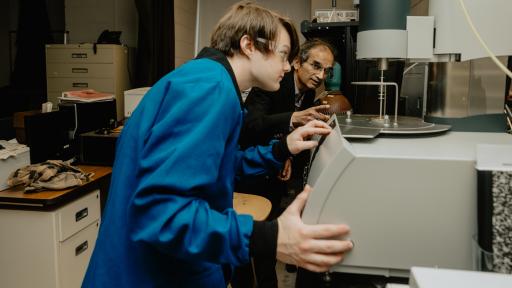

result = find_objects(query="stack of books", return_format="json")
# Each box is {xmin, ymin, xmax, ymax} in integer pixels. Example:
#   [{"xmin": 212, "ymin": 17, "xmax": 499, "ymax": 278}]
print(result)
[{"xmin": 59, "ymin": 89, "xmax": 115, "ymax": 103}]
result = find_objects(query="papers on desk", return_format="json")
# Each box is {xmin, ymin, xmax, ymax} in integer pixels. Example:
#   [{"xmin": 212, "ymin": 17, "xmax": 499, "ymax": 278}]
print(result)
[
  {"xmin": 0, "ymin": 139, "xmax": 30, "ymax": 191},
  {"xmin": 60, "ymin": 89, "xmax": 115, "ymax": 103},
  {"xmin": 0, "ymin": 139, "xmax": 29, "ymax": 160}
]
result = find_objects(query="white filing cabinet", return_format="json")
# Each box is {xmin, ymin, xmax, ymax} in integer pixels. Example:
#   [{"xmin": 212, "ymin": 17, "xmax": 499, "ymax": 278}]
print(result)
[
  {"xmin": 45, "ymin": 44, "xmax": 130, "ymax": 121},
  {"xmin": 0, "ymin": 191, "xmax": 100, "ymax": 288},
  {"xmin": 0, "ymin": 165, "xmax": 110, "ymax": 288}
]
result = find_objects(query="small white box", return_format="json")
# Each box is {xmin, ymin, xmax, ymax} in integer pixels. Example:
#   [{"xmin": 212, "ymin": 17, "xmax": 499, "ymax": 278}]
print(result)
[
  {"xmin": 0, "ymin": 143, "xmax": 30, "ymax": 191},
  {"xmin": 315, "ymin": 9, "xmax": 358, "ymax": 23},
  {"xmin": 407, "ymin": 16, "xmax": 434, "ymax": 60},
  {"xmin": 124, "ymin": 87, "xmax": 151, "ymax": 118},
  {"xmin": 410, "ymin": 267, "xmax": 512, "ymax": 288}
]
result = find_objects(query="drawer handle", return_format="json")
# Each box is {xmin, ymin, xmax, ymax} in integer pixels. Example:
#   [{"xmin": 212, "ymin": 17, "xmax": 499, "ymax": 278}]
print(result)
[
  {"xmin": 71, "ymin": 68, "xmax": 88, "ymax": 73},
  {"xmin": 71, "ymin": 53, "xmax": 88, "ymax": 59},
  {"xmin": 75, "ymin": 207, "xmax": 88, "ymax": 222},
  {"xmin": 72, "ymin": 82, "xmax": 88, "ymax": 88},
  {"xmin": 75, "ymin": 240, "xmax": 89, "ymax": 256}
]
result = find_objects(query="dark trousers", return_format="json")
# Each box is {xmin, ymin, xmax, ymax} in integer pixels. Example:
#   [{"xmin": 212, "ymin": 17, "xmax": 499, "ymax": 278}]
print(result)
[{"xmin": 232, "ymin": 174, "xmax": 287, "ymax": 288}]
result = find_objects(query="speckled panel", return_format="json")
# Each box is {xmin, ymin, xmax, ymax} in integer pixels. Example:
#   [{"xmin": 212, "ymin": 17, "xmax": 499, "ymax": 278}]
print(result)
[{"xmin": 492, "ymin": 171, "xmax": 512, "ymax": 273}]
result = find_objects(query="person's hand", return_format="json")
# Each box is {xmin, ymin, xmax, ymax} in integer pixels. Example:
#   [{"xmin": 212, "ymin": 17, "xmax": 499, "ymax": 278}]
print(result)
[
  {"xmin": 286, "ymin": 120, "xmax": 331, "ymax": 155},
  {"xmin": 277, "ymin": 158, "xmax": 292, "ymax": 181},
  {"xmin": 276, "ymin": 185, "xmax": 353, "ymax": 272},
  {"xmin": 291, "ymin": 105, "xmax": 330, "ymax": 127}
]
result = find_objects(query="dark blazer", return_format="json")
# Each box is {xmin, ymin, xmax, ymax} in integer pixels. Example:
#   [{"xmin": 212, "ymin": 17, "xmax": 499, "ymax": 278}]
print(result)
[{"xmin": 240, "ymin": 69, "xmax": 315, "ymax": 148}]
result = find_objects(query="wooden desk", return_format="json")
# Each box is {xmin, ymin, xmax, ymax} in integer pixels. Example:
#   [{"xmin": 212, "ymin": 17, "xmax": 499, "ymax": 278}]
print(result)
[
  {"xmin": 233, "ymin": 192, "xmax": 272, "ymax": 221},
  {"xmin": 0, "ymin": 165, "xmax": 111, "ymax": 210}
]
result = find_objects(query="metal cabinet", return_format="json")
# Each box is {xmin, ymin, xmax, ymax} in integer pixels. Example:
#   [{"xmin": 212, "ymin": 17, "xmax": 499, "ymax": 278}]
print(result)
[{"xmin": 45, "ymin": 44, "xmax": 130, "ymax": 121}]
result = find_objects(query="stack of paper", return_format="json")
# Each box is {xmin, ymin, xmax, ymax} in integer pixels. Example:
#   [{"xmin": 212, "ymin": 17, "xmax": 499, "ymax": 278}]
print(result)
[
  {"xmin": 60, "ymin": 89, "xmax": 115, "ymax": 103},
  {"xmin": 0, "ymin": 139, "xmax": 29, "ymax": 160},
  {"xmin": 0, "ymin": 139, "xmax": 30, "ymax": 191}
]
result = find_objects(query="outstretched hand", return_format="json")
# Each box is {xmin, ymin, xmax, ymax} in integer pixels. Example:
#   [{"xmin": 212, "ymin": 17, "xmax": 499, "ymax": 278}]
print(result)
[
  {"xmin": 286, "ymin": 120, "xmax": 331, "ymax": 155},
  {"xmin": 276, "ymin": 185, "xmax": 353, "ymax": 272},
  {"xmin": 291, "ymin": 105, "xmax": 330, "ymax": 127}
]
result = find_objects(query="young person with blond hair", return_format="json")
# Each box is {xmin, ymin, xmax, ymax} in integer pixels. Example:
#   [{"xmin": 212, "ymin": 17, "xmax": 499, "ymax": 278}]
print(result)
[{"xmin": 82, "ymin": 2, "xmax": 353, "ymax": 287}]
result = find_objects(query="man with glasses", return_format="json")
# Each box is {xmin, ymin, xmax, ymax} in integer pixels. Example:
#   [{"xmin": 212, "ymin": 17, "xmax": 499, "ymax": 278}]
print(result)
[
  {"xmin": 234, "ymin": 39, "xmax": 336, "ymax": 288},
  {"xmin": 240, "ymin": 39, "xmax": 335, "ymax": 150}
]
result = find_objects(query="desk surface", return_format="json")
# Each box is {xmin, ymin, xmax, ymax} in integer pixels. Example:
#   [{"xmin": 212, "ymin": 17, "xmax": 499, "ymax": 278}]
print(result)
[
  {"xmin": 1, "ymin": 167, "xmax": 271, "ymax": 217},
  {"xmin": 233, "ymin": 192, "xmax": 272, "ymax": 221},
  {"xmin": 0, "ymin": 165, "xmax": 112, "ymax": 210}
]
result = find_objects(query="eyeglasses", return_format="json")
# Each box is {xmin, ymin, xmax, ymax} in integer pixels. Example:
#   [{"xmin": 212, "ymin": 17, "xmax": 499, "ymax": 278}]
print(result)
[
  {"xmin": 256, "ymin": 37, "xmax": 290, "ymax": 64},
  {"xmin": 304, "ymin": 60, "xmax": 333, "ymax": 78}
]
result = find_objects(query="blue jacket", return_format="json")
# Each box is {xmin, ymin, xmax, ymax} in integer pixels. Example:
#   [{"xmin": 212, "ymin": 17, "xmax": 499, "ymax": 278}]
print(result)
[{"xmin": 82, "ymin": 48, "xmax": 282, "ymax": 287}]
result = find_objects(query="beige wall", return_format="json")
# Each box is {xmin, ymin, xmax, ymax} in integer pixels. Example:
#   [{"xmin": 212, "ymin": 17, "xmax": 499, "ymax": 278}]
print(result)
[
  {"xmin": 65, "ymin": 0, "xmax": 137, "ymax": 47},
  {"xmin": 410, "ymin": 0, "xmax": 429, "ymax": 16},
  {"xmin": 196, "ymin": 0, "xmax": 311, "ymax": 55},
  {"xmin": 65, "ymin": 0, "xmax": 199, "ymax": 72},
  {"xmin": 174, "ymin": 0, "xmax": 197, "ymax": 68}
]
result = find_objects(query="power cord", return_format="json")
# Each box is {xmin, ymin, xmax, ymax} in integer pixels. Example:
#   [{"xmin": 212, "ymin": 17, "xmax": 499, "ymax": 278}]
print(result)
[{"xmin": 458, "ymin": 0, "xmax": 512, "ymax": 80}]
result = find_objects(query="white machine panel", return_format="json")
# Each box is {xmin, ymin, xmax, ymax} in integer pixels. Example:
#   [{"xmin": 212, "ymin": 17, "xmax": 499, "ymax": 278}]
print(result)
[
  {"xmin": 303, "ymin": 116, "xmax": 355, "ymax": 224},
  {"xmin": 428, "ymin": 0, "xmax": 512, "ymax": 61},
  {"xmin": 303, "ymin": 128, "xmax": 512, "ymax": 276},
  {"xmin": 409, "ymin": 267, "xmax": 512, "ymax": 288}
]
